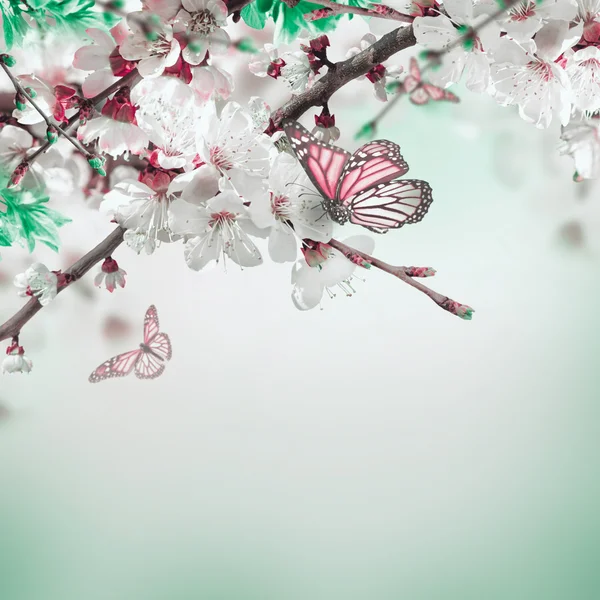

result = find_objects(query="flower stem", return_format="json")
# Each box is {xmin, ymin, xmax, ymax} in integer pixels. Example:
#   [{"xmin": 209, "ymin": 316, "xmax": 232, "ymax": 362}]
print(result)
[{"xmin": 305, "ymin": 1, "xmax": 414, "ymax": 24}]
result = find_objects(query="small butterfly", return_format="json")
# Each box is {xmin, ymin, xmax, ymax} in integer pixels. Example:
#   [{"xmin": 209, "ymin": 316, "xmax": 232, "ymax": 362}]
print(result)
[
  {"xmin": 283, "ymin": 120, "xmax": 433, "ymax": 234},
  {"xmin": 403, "ymin": 58, "xmax": 460, "ymax": 106},
  {"xmin": 89, "ymin": 305, "xmax": 172, "ymax": 383}
]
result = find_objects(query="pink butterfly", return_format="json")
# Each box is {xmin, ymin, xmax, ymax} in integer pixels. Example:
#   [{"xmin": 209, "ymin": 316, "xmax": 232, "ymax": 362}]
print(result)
[
  {"xmin": 403, "ymin": 58, "xmax": 460, "ymax": 106},
  {"xmin": 89, "ymin": 305, "xmax": 172, "ymax": 383},
  {"xmin": 283, "ymin": 120, "xmax": 433, "ymax": 234}
]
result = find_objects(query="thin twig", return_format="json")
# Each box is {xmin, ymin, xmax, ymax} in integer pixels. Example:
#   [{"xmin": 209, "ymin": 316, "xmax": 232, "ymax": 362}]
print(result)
[
  {"xmin": 305, "ymin": 0, "xmax": 414, "ymax": 24},
  {"xmin": 328, "ymin": 238, "xmax": 473, "ymax": 319},
  {"xmin": 0, "ymin": 62, "xmax": 94, "ymax": 159}
]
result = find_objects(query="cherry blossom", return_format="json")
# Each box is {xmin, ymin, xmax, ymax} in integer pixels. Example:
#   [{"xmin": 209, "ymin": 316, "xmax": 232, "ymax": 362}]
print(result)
[
  {"xmin": 169, "ymin": 190, "xmax": 263, "ymax": 270},
  {"xmin": 11, "ymin": 75, "xmax": 66, "ymax": 125},
  {"xmin": 490, "ymin": 21, "xmax": 580, "ymax": 128},
  {"xmin": 119, "ymin": 13, "xmax": 181, "ymax": 78},
  {"xmin": 131, "ymin": 76, "xmax": 201, "ymax": 169},
  {"xmin": 249, "ymin": 44, "xmax": 286, "ymax": 78},
  {"xmin": 101, "ymin": 168, "xmax": 181, "ymax": 254},
  {"xmin": 279, "ymin": 51, "xmax": 314, "ymax": 93},
  {"xmin": 73, "ymin": 24, "xmax": 136, "ymax": 98},
  {"xmin": 190, "ymin": 64, "xmax": 233, "ymax": 101},
  {"xmin": 559, "ymin": 116, "xmax": 600, "ymax": 179},
  {"xmin": 566, "ymin": 46, "xmax": 600, "ymax": 113},
  {"xmin": 414, "ymin": 0, "xmax": 502, "ymax": 92},
  {"xmin": 196, "ymin": 100, "xmax": 273, "ymax": 195},
  {"xmin": 14, "ymin": 262, "xmax": 58, "ymax": 306},
  {"xmin": 78, "ymin": 87, "xmax": 150, "ymax": 158},
  {"xmin": 174, "ymin": 0, "xmax": 230, "ymax": 65},
  {"xmin": 248, "ymin": 153, "xmax": 333, "ymax": 263},
  {"xmin": 291, "ymin": 235, "xmax": 375, "ymax": 310}
]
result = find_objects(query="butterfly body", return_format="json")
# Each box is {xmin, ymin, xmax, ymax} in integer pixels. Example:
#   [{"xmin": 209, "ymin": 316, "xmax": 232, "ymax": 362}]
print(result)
[
  {"xmin": 89, "ymin": 305, "xmax": 172, "ymax": 383},
  {"xmin": 283, "ymin": 120, "xmax": 433, "ymax": 234}
]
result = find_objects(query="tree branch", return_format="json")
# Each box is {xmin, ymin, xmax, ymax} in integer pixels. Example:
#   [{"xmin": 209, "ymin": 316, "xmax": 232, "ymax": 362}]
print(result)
[
  {"xmin": 272, "ymin": 24, "xmax": 416, "ymax": 124},
  {"xmin": 328, "ymin": 238, "xmax": 473, "ymax": 319},
  {"xmin": 0, "ymin": 227, "xmax": 125, "ymax": 342}
]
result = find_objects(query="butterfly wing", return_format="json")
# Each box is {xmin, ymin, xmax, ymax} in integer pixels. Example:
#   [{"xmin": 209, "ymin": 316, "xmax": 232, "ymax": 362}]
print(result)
[
  {"xmin": 88, "ymin": 349, "xmax": 142, "ymax": 383},
  {"xmin": 348, "ymin": 179, "xmax": 433, "ymax": 233},
  {"xmin": 148, "ymin": 332, "xmax": 172, "ymax": 361},
  {"xmin": 422, "ymin": 83, "xmax": 460, "ymax": 103},
  {"xmin": 403, "ymin": 58, "xmax": 422, "ymax": 95},
  {"xmin": 283, "ymin": 120, "xmax": 350, "ymax": 201},
  {"xmin": 337, "ymin": 140, "xmax": 409, "ymax": 201},
  {"xmin": 143, "ymin": 304, "xmax": 160, "ymax": 344},
  {"xmin": 135, "ymin": 350, "xmax": 166, "ymax": 380}
]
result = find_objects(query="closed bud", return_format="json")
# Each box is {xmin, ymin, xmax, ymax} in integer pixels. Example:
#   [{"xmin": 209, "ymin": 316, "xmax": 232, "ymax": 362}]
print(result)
[
  {"xmin": 0, "ymin": 53, "xmax": 16, "ymax": 67},
  {"xmin": 46, "ymin": 125, "xmax": 58, "ymax": 144}
]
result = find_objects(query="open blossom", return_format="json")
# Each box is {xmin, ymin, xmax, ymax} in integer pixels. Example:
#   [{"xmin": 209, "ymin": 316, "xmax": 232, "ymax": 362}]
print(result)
[
  {"xmin": 174, "ymin": 0, "xmax": 230, "ymax": 65},
  {"xmin": 94, "ymin": 257, "xmax": 127, "ymax": 292},
  {"xmin": 574, "ymin": 0, "xmax": 600, "ymax": 43},
  {"xmin": 78, "ymin": 87, "xmax": 149, "ymax": 158},
  {"xmin": 101, "ymin": 168, "xmax": 181, "ymax": 254},
  {"xmin": 119, "ymin": 13, "xmax": 181, "ymax": 78},
  {"xmin": 414, "ymin": 0, "xmax": 502, "ymax": 92},
  {"xmin": 291, "ymin": 236, "xmax": 375, "ymax": 311},
  {"xmin": 248, "ymin": 153, "xmax": 333, "ymax": 263},
  {"xmin": 14, "ymin": 262, "xmax": 58, "ymax": 306},
  {"xmin": 488, "ymin": 0, "xmax": 578, "ymax": 43},
  {"xmin": 196, "ymin": 100, "xmax": 273, "ymax": 194},
  {"xmin": 131, "ymin": 76, "xmax": 200, "ymax": 170},
  {"xmin": 73, "ymin": 24, "xmax": 136, "ymax": 98},
  {"xmin": 566, "ymin": 46, "xmax": 600, "ymax": 113},
  {"xmin": 559, "ymin": 116, "xmax": 600, "ymax": 179},
  {"xmin": 11, "ymin": 75, "xmax": 69, "ymax": 125},
  {"xmin": 2, "ymin": 342, "xmax": 32, "ymax": 374},
  {"xmin": 280, "ymin": 51, "xmax": 314, "ymax": 93},
  {"xmin": 490, "ymin": 21, "xmax": 580, "ymax": 128},
  {"xmin": 169, "ymin": 191, "xmax": 263, "ymax": 270}
]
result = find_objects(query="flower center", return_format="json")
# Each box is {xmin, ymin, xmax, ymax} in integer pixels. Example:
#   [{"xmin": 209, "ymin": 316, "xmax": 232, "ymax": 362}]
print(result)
[
  {"xmin": 209, "ymin": 210, "xmax": 237, "ymax": 228},
  {"xmin": 271, "ymin": 193, "xmax": 291, "ymax": 219},
  {"xmin": 209, "ymin": 146, "xmax": 234, "ymax": 170},
  {"xmin": 509, "ymin": 1, "xmax": 535, "ymax": 21},
  {"xmin": 527, "ymin": 60, "xmax": 554, "ymax": 82},
  {"xmin": 189, "ymin": 10, "xmax": 217, "ymax": 35}
]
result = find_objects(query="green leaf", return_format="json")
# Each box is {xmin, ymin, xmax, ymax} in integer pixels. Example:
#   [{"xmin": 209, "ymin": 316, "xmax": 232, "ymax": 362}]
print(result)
[
  {"xmin": 1, "ymin": 187, "xmax": 70, "ymax": 252},
  {"xmin": 241, "ymin": 2, "xmax": 267, "ymax": 29}
]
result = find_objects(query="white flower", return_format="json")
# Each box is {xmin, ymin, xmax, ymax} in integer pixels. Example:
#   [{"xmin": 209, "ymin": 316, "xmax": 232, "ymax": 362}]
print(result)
[
  {"xmin": 494, "ymin": 0, "xmax": 578, "ymax": 43},
  {"xmin": 196, "ymin": 100, "xmax": 273, "ymax": 194},
  {"xmin": 78, "ymin": 88, "xmax": 150, "ymax": 158},
  {"xmin": 559, "ymin": 116, "xmax": 600, "ymax": 179},
  {"xmin": 14, "ymin": 262, "xmax": 58, "ymax": 306},
  {"xmin": 413, "ymin": 0, "xmax": 502, "ymax": 92},
  {"xmin": 2, "ymin": 342, "xmax": 33, "ymax": 374},
  {"xmin": 490, "ymin": 22, "xmax": 578, "ymax": 128},
  {"xmin": 566, "ymin": 46, "xmax": 600, "ymax": 113},
  {"xmin": 249, "ymin": 44, "xmax": 285, "ymax": 78},
  {"xmin": 574, "ymin": 0, "xmax": 600, "ymax": 43},
  {"xmin": 0, "ymin": 125, "xmax": 33, "ymax": 171},
  {"xmin": 73, "ymin": 24, "xmax": 135, "ymax": 98},
  {"xmin": 119, "ymin": 14, "xmax": 181, "ymax": 78},
  {"xmin": 131, "ymin": 76, "xmax": 201, "ymax": 170},
  {"xmin": 169, "ymin": 191, "xmax": 263, "ymax": 270},
  {"xmin": 94, "ymin": 257, "xmax": 127, "ymax": 292},
  {"xmin": 280, "ymin": 51, "xmax": 314, "ymax": 93},
  {"xmin": 190, "ymin": 64, "xmax": 234, "ymax": 102},
  {"xmin": 291, "ymin": 235, "xmax": 375, "ymax": 310},
  {"xmin": 248, "ymin": 153, "xmax": 333, "ymax": 263},
  {"xmin": 101, "ymin": 170, "xmax": 181, "ymax": 254},
  {"xmin": 175, "ymin": 0, "xmax": 230, "ymax": 65}
]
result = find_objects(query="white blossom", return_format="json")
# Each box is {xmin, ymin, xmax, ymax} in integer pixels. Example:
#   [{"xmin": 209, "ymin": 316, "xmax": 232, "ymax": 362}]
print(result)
[
  {"xmin": 14, "ymin": 262, "xmax": 58, "ymax": 306},
  {"xmin": 2, "ymin": 342, "xmax": 33, "ymax": 374}
]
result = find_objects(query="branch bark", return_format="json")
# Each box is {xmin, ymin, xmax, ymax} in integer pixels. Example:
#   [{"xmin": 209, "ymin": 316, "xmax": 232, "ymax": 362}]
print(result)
[{"xmin": 272, "ymin": 25, "xmax": 416, "ymax": 124}]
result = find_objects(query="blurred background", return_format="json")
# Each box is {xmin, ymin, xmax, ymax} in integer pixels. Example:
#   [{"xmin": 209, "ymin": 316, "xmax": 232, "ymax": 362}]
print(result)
[{"xmin": 1, "ymin": 14, "xmax": 600, "ymax": 600}]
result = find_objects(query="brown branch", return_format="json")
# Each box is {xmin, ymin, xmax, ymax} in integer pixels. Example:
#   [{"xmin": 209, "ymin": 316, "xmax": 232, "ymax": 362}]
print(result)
[
  {"xmin": 328, "ymin": 238, "xmax": 473, "ymax": 320},
  {"xmin": 272, "ymin": 24, "xmax": 417, "ymax": 124},
  {"xmin": 0, "ymin": 228, "xmax": 125, "ymax": 342}
]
